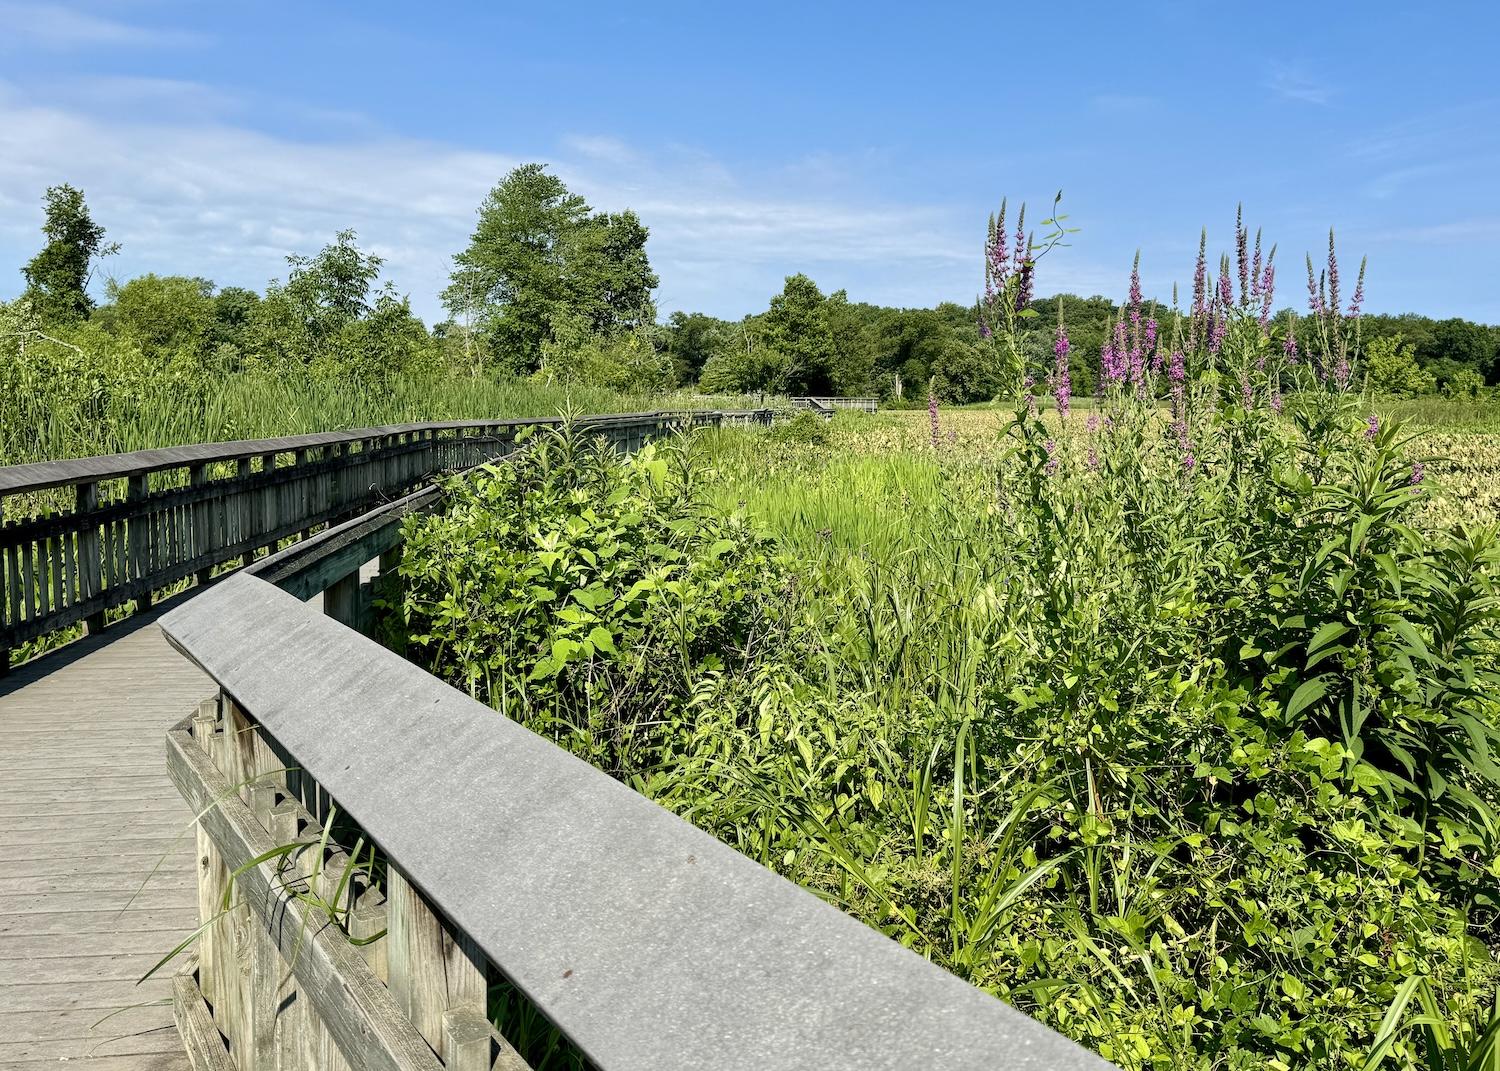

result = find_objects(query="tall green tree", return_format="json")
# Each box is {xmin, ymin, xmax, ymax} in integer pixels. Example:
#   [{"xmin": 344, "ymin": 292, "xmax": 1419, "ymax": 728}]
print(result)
[
  {"xmin": 21, "ymin": 184, "xmax": 118, "ymax": 323},
  {"xmin": 250, "ymin": 230, "xmax": 430, "ymax": 378},
  {"xmin": 663, "ymin": 311, "xmax": 730, "ymax": 384},
  {"xmin": 444, "ymin": 164, "xmax": 658, "ymax": 375},
  {"xmin": 763, "ymin": 273, "xmax": 836, "ymax": 394},
  {"xmin": 567, "ymin": 210, "xmax": 658, "ymax": 333}
]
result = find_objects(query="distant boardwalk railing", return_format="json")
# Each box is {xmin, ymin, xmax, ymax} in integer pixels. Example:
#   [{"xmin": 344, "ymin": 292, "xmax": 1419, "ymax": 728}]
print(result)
[
  {"xmin": 158, "ymin": 489, "xmax": 1110, "ymax": 1070},
  {"xmin": 791, "ymin": 395, "xmax": 878, "ymax": 415},
  {"xmin": 0, "ymin": 409, "xmax": 771, "ymax": 671}
]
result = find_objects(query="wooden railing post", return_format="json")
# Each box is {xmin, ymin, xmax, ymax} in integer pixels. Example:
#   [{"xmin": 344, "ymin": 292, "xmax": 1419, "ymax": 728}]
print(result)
[
  {"xmin": 324, "ymin": 569, "xmax": 359, "ymax": 628},
  {"xmin": 75, "ymin": 481, "xmax": 106, "ymax": 634},
  {"xmin": 190, "ymin": 463, "xmax": 213, "ymax": 586},
  {"xmin": 387, "ymin": 866, "xmax": 487, "ymax": 1067},
  {"xmin": 126, "ymin": 474, "xmax": 153, "ymax": 609}
]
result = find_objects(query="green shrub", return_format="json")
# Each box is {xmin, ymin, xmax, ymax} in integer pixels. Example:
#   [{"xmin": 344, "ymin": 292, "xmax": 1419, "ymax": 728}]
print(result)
[
  {"xmin": 390, "ymin": 422, "xmax": 791, "ymax": 772},
  {"xmin": 769, "ymin": 410, "xmax": 831, "ymax": 445}
]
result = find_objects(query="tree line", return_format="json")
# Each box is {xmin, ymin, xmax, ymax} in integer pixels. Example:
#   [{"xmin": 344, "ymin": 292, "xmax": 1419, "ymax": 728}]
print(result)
[{"xmin": 6, "ymin": 170, "xmax": 1498, "ymax": 404}]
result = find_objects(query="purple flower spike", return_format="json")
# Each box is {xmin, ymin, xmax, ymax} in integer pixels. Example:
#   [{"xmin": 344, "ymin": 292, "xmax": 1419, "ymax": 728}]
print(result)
[
  {"xmin": 1410, "ymin": 461, "xmax": 1425, "ymax": 486},
  {"xmin": 1236, "ymin": 206, "xmax": 1250, "ymax": 306},
  {"xmin": 1052, "ymin": 321, "xmax": 1072, "ymax": 420},
  {"xmin": 1365, "ymin": 413, "xmax": 1380, "ymax": 440},
  {"xmin": 1327, "ymin": 229, "xmax": 1341, "ymax": 315}
]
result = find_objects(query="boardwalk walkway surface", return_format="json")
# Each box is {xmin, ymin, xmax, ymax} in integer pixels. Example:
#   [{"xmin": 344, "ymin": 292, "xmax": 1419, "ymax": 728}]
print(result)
[{"xmin": 0, "ymin": 605, "xmax": 208, "ymax": 1069}]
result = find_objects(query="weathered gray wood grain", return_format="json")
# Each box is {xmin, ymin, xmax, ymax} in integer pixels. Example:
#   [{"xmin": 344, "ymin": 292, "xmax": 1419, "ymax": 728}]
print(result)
[
  {"xmin": 165, "ymin": 721, "xmax": 443, "ymax": 1071},
  {"xmin": 162, "ymin": 574, "xmax": 1112, "ymax": 1071}
]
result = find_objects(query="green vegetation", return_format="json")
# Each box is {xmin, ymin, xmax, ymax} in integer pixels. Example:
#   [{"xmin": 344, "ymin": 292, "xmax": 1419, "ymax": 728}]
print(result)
[
  {"xmin": 390, "ymin": 398, "xmax": 1500, "ymax": 1069},
  {"xmin": 0, "ymin": 179, "xmax": 743, "ymax": 474},
  {"xmin": 385, "ymin": 207, "xmax": 1500, "ymax": 1069}
]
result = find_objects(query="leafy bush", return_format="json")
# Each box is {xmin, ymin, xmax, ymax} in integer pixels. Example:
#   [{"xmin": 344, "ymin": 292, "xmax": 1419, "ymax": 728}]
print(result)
[
  {"xmin": 391, "ymin": 422, "xmax": 790, "ymax": 772},
  {"xmin": 769, "ymin": 410, "xmax": 831, "ymax": 445},
  {"xmin": 1365, "ymin": 334, "xmax": 1437, "ymax": 397}
]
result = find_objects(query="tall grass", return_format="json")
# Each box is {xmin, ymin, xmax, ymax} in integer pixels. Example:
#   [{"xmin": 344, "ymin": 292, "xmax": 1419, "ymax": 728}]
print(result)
[{"xmin": 0, "ymin": 367, "xmax": 765, "ymax": 470}]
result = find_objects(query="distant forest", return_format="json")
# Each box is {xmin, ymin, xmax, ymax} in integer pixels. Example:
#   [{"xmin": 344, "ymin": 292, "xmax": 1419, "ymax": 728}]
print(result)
[{"xmin": 6, "ymin": 167, "xmax": 1497, "ymax": 404}]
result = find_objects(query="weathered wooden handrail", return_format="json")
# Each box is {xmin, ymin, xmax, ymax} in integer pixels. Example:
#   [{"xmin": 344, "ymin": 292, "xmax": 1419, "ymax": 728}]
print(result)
[
  {"xmin": 0, "ymin": 408, "xmax": 773, "ymax": 669},
  {"xmin": 161, "ymin": 570, "xmax": 1111, "ymax": 1070},
  {"xmin": 791, "ymin": 396, "xmax": 878, "ymax": 414}
]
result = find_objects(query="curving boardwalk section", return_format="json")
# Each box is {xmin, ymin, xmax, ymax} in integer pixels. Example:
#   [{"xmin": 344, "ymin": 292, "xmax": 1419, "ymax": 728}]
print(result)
[{"xmin": 0, "ymin": 606, "xmax": 205, "ymax": 1069}]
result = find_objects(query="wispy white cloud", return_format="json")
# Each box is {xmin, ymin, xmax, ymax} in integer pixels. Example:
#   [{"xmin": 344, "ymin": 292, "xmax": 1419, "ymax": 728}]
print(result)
[
  {"xmin": 0, "ymin": 2, "xmax": 206, "ymax": 49},
  {"xmin": 0, "ymin": 86, "xmax": 990, "ymax": 319},
  {"xmin": 1362, "ymin": 163, "xmax": 1451, "ymax": 200},
  {"xmin": 1265, "ymin": 64, "xmax": 1334, "ymax": 106}
]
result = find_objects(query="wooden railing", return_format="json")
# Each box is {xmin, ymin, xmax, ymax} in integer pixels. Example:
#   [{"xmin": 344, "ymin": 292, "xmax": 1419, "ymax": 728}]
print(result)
[
  {"xmin": 0, "ymin": 409, "xmax": 771, "ymax": 671},
  {"xmin": 160, "ymin": 547, "xmax": 1113, "ymax": 1070},
  {"xmin": 791, "ymin": 396, "xmax": 879, "ymax": 414}
]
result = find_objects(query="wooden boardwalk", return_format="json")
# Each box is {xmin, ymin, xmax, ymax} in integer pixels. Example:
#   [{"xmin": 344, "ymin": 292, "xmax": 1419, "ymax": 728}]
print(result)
[{"xmin": 0, "ymin": 605, "xmax": 209, "ymax": 1069}]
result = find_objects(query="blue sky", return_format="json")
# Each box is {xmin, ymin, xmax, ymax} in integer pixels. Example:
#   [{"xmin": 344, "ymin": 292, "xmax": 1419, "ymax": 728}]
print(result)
[{"xmin": 1, "ymin": 1, "xmax": 1497, "ymax": 324}]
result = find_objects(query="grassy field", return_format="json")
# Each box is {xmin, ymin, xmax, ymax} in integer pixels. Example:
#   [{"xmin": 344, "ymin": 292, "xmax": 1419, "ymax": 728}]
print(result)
[{"xmin": 390, "ymin": 392, "xmax": 1500, "ymax": 1069}]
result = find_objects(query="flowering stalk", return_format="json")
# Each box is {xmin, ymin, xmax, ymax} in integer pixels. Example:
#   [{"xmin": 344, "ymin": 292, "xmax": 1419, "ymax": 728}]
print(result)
[
  {"xmin": 1052, "ymin": 308, "xmax": 1071, "ymax": 421},
  {"xmin": 977, "ymin": 191, "xmax": 1072, "ymax": 400}
]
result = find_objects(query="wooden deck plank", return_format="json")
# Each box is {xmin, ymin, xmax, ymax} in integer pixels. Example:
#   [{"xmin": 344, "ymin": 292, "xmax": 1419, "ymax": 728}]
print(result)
[{"xmin": 0, "ymin": 610, "xmax": 204, "ymax": 1069}]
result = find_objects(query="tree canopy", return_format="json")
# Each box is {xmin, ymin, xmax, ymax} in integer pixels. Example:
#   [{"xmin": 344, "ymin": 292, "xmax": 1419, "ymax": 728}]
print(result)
[
  {"xmin": 21, "ymin": 184, "xmax": 117, "ymax": 323},
  {"xmin": 444, "ymin": 164, "xmax": 658, "ymax": 375}
]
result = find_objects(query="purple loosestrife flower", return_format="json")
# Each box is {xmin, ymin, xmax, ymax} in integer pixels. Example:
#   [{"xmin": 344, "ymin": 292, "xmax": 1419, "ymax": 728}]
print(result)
[
  {"xmin": 1334, "ymin": 355, "xmax": 1351, "ymax": 391},
  {"xmin": 1218, "ymin": 257, "xmax": 1234, "ymax": 309},
  {"xmin": 1365, "ymin": 413, "xmax": 1380, "ymax": 440},
  {"xmin": 1168, "ymin": 349, "xmax": 1192, "ymax": 465},
  {"xmin": 1349, "ymin": 260, "xmax": 1366, "ymax": 320},
  {"xmin": 1022, "ymin": 374, "xmax": 1038, "ymax": 420},
  {"xmin": 1259, "ymin": 263, "xmax": 1276, "ymax": 329},
  {"xmin": 1240, "ymin": 374, "xmax": 1254, "ymax": 409},
  {"xmin": 1306, "ymin": 255, "xmax": 1324, "ymax": 316},
  {"xmin": 1327, "ymin": 229, "xmax": 1341, "ymax": 315},
  {"xmin": 1013, "ymin": 205, "xmax": 1027, "ymax": 275},
  {"xmin": 1189, "ymin": 230, "xmax": 1208, "ymax": 351},
  {"xmin": 1086, "ymin": 412, "xmax": 1101, "ymax": 433},
  {"xmin": 987, "ymin": 201, "xmax": 1009, "ymax": 279},
  {"xmin": 1284, "ymin": 316, "xmax": 1300, "ymax": 362},
  {"xmin": 1043, "ymin": 438, "xmax": 1059, "ymax": 475},
  {"xmin": 979, "ymin": 320, "xmax": 992, "ymax": 340},
  {"xmin": 1086, "ymin": 446, "xmax": 1100, "ymax": 471},
  {"xmin": 1251, "ymin": 228, "xmax": 1263, "ymax": 301},
  {"xmin": 1182, "ymin": 450, "xmax": 1197, "ymax": 472},
  {"xmin": 1017, "ymin": 249, "xmax": 1035, "ymax": 308},
  {"xmin": 1270, "ymin": 383, "xmax": 1284, "ymax": 413},
  {"xmin": 1129, "ymin": 253, "xmax": 1143, "ymax": 325},
  {"xmin": 1411, "ymin": 461, "xmax": 1425, "ymax": 486},
  {"xmin": 1100, "ymin": 322, "xmax": 1127, "ymax": 390},
  {"xmin": 1052, "ymin": 321, "xmax": 1072, "ymax": 420},
  {"xmin": 1168, "ymin": 348, "xmax": 1187, "ymax": 384},
  {"xmin": 1236, "ymin": 205, "xmax": 1250, "ymax": 306},
  {"xmin": 1209, "ymin": 311, "xmax": 1227, "ymax": 356}
]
